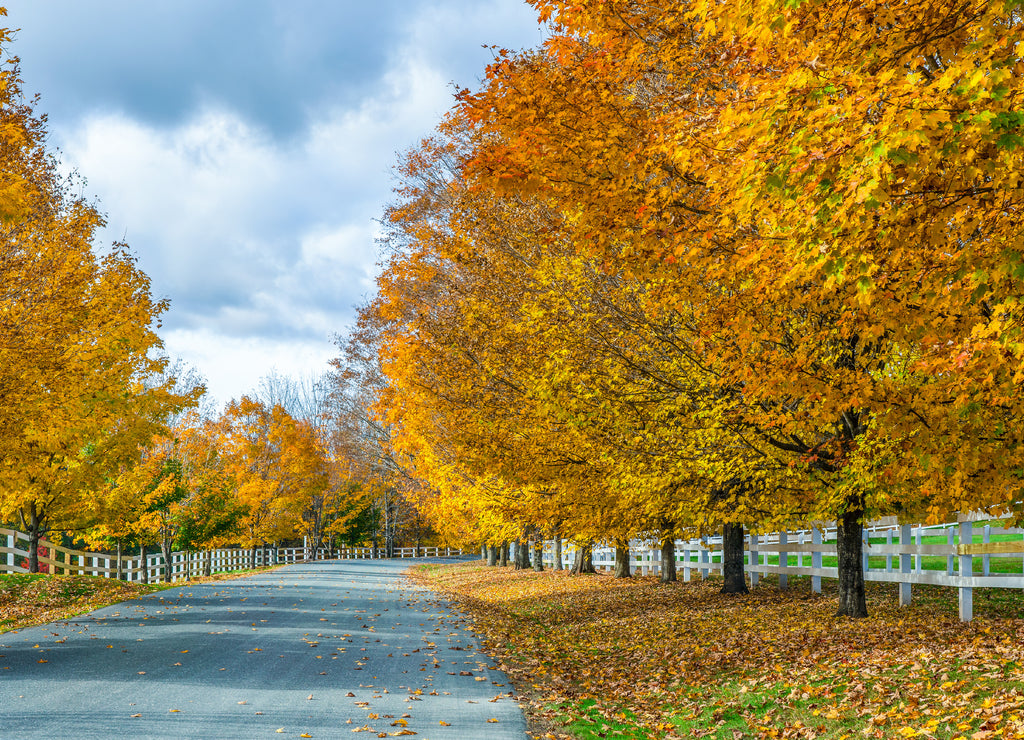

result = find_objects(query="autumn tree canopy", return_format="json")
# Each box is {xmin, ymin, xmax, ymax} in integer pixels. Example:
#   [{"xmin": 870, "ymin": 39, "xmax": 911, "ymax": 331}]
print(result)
[{"xmin": 359, "ymin": 0, "xmax": 1024, "ymax": 617}]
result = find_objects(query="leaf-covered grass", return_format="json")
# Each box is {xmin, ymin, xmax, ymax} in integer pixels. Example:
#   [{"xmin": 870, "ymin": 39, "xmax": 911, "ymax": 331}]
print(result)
[
  {"xmin": 411, "ymin": 563, "xmax": 1024, "ymax": 739},
  {"xmin": 0, "ymin": 566, "xmax": 280, "ymax": 634}
]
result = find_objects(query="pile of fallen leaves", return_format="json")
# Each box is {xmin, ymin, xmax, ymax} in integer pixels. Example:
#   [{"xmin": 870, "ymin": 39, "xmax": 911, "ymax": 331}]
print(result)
[
  {"xmin": 0, "ymin": 567, "xmax": 280, "ymax": 634},
  {"xmin": 0, "ymin": 573, "xmax": 158, "ymax": 632},
  {"xmin": 410, "ymin": 564, "xmax": 1024, "ymax": 739}
]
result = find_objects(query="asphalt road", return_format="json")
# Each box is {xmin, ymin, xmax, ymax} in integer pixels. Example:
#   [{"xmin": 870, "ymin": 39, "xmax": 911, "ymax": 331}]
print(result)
[{"xmin": 0, "ymin": 559, "xmax": 527, "ymax": 739}]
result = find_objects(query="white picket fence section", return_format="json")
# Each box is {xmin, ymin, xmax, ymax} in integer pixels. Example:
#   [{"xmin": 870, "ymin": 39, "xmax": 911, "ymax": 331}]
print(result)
[
  {"xmin": 523, "ymin": 515, "xmax": 1024, "ymax": 621},
  {"xmin": 0, "ymin": 528, "xmax": 463, "ymax": 583}
]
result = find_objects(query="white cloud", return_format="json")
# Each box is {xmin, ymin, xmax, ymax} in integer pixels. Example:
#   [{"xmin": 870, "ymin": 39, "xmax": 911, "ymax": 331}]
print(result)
[
  {"xmin": 45, "ymin": 0, "xmax": 543, "ymax": 406},
  {"xmin": 164, "ymin": 327, "xmax": 338, "ymax": 409}
]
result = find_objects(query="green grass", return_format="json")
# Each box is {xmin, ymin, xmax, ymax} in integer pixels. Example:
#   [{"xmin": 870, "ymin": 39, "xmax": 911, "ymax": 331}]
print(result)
[
  {"xmin": 551, "ymin": 698, "xmax": 644, "ymax": 739},
  {"xmin": 668, "ymin": 527, "xmax": 1024, "ymax": 575}
]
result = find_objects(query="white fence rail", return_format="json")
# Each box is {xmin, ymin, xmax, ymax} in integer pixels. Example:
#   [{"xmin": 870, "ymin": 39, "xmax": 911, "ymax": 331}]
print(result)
[
  {"xmin": 521, "ymin": 516, "xmax": 1024, "ymax": 621},
  {"xmin": 0, "ymin": 528, "xmax": 463, "ymax": 583}
]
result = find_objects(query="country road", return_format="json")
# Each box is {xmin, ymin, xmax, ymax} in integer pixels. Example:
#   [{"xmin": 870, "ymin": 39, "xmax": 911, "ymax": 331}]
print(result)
[{"xmin": 0, "ymin": 559, "xmax": 527, "ymax": 739}]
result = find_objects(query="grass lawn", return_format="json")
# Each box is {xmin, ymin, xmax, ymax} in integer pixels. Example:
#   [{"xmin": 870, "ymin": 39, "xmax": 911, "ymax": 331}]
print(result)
[
  {"xmin": 411, "ymin": 562, "xmax": 1024, "ymax": 740},
  {"xmin": 0, "ymin": 567, "xmax": 281, "ymax": 634}
]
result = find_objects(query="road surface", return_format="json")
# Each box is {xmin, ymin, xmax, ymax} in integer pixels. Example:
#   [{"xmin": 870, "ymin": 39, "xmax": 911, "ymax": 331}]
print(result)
[{"xmin": 0, "ymin": 559, "xmax": 527, "ymax": 739}]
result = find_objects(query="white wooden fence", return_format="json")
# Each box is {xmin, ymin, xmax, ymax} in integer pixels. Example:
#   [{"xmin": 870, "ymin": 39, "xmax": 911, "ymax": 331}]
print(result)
[
  {"xmin": 523, "ymin": 515, "xmax": 1024, "ymax": 622},
  {"xmin": 0, "ymin": 528, "xmax": 463, "ymax": 583}
]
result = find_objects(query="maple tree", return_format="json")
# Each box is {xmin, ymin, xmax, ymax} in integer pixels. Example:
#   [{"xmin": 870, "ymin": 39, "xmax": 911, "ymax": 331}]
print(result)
[
  {"xmin": 365, "ymin": 35, "xmax": 811, "ymax": 591},
  {"xmin": 0, "ymin": 147, "xmax": 197, "ymax": 572},
  {"xmin": 215, "ymin": 398, "xmax": 303, "ymax": 565},
  {"xmin": 383, "ymin": 0, "xmax": 1020, "ymax": 618}
]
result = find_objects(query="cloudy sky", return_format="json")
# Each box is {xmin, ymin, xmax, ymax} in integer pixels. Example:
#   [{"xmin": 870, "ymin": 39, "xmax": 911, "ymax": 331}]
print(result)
[{"xmin": 5, "ymin": 1, "xmax": 543, "ymax": 406}]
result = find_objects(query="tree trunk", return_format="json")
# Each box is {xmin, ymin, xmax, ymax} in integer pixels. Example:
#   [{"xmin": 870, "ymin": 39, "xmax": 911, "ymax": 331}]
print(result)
[
  {"xmin": 250, "ymin": 545, "xmax": 257, "ymax": 570},
  {"xmin": 140, "ymin": 544, "xmax": 149, "ymax": 584},
  {"xmin": 836, "ymin": 505, "xmax": 868, "ymax": 618},
  {"xmin": 499, "ymin": 542, "xmax": 509, "ymax": 567},
  {"xmin": 115, "ymin": 540, "xmax": 123, "ymax": 580},
  {"xmin": 25, "ymin": 506, "xmax": 42, "ymax": 574},
  {"xmin": 571, "ymin": 541, "xmax": 596, "ymax": 575},
  {"xmin": 660, "ymin": 535, "xmax": 677, "ymax": 583},
  {"xmin": 721, "ymin": 523, "xmax": 748, "ymax": 594},
  {"xmin": 553, "ymin": 537, "xmax": 563, "ymax": 572},
  {"xmin": 613, "ymin": 538, "xmax": 632, "ymax": 578},
  {"xmin": 532, "ymin": 538, "xmax": 544, "ymax": 572},
  {"xmin": 160, "ymin": 539, "xmax": 174, "ymax": 583},
  {"xmin": 513, "ymin": 539, "xmax": 530, "ymax": 570},
  {"xmin": 204, "ymin": 549, "xmax": 212, "ymax": 577},
  {"xmin": 486, "ymin": 545, "xmax": 498, "ymax": 566}
]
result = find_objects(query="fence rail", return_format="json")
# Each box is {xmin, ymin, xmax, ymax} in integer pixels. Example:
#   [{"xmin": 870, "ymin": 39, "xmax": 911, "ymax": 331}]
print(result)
[
  {"xmin": 0, "ymin": 529, "xmax": 463, "ymax": 584},
  {"xmin": 521, "ymin": 515, "xmax": 1024, "ymax": 622}
]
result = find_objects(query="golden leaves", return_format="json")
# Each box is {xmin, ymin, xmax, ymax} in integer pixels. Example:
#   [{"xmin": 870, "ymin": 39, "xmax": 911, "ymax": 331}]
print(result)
[{"xmin": 420, "ymin": 562, "xmax": 1024, "ymax": 738}]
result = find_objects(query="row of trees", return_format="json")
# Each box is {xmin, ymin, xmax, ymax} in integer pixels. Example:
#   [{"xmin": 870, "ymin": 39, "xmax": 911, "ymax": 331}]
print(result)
[
  {"xmin": 360, "ymin": 0, "xmax": 1024, "ymax": 616},
  {"xmin": 0, "ymin": 27, "xmax": 435, "ymax": 576}
]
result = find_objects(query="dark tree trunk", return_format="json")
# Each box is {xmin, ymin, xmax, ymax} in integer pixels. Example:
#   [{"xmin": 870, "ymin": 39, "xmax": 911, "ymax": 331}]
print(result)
[
  {"xmin": 499, "ymin": 542, "xmax": 509, "ymax": 567},
  {"xmin": 660, "ymin": 536, "xmax": 677, "ymax": 583},
  {"xmin": 836, "ymin": 505, "xmax": 868, "ymax": 618},
  {"xmin": 553, "ymin": 536, "xmax": 563, "ymax": 572},
  {"xmin": 140, "ymin": 544, "xmax": 149, "ymax": 584},
  {"xmin": 571, "ymin": 541, "xmax": 597, "ymax": 575},
  {"xmin": 513, "ymin": 539, "xmax": 530, "ymax": 570},
  {"xmin": 160, "ymin": 539, "xmax": 174, "ymax": 583},
  {"xmin": 613, "ymin": 538, "xmax": 632, "ymax": 578},
  {"xmin": 25, "ymin": 506, "xmax": 43, "ymax": 574},
  {"xmin": 532, "ymin": 538, "xmax": 544, "ymax": 572},
  {"xmin": 721, "ymin": 523, "xmax": 749, "ymax": 594},
  {"xmin": 250, "ymin": 545, "xmax": 258, "ymax": 570},
  {"xmin": 486, "ymin": 545, "xmax": 498, "ymax": 566},
  {"xmin": 115, "ymin": 540, "xmax": 123, "ymax": 580},
  {"xmin": 204, "ymin": 549, "xmax": 212, "ymax": 577}
]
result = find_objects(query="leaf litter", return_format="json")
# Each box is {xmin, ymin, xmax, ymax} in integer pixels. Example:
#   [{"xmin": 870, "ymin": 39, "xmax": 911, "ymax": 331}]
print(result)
[{"xmin": 411, "ymin": 563, "xmax": 1024, "ymax": 739}]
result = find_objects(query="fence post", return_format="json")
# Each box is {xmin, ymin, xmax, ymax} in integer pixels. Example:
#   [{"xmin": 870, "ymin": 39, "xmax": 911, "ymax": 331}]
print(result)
[
  {"xmin": 778, "ymin": 531, "xmax": 788, "ymax": 589},
  {"xmin": 862, "ymin": 528, "xmax": 869, "ymax": 578},
  {"xmin": 885, "ymin": 529, "xmax": 893, "ymax": 572},
  {"xmin": 749, "ymin": 534, "xmax": 758, "ymax": 588},
  {"xmin": 899, "ymin": 524, "xmax": 912, "ymax": 607},
  {"xmin": 946, "ymin": 528, "xmax": 955, "ymax": 576},
  {"xmin": 6, "ymin": 532, "xmax": 13, "ymax": 572},
  {"xmin": 959, "ymin": 521, "xmax": 973, "ymax": 622},
  {"xmin": 983, "ymin": 525, "xmax": 991, "ymax": 577},
  {"xmin": 699, "ymin": 538, "xmax": 708, "ymax": 580},
  {"xmin": 812, "ymin": 528, "xmax": 822, "ymax": 593}
]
